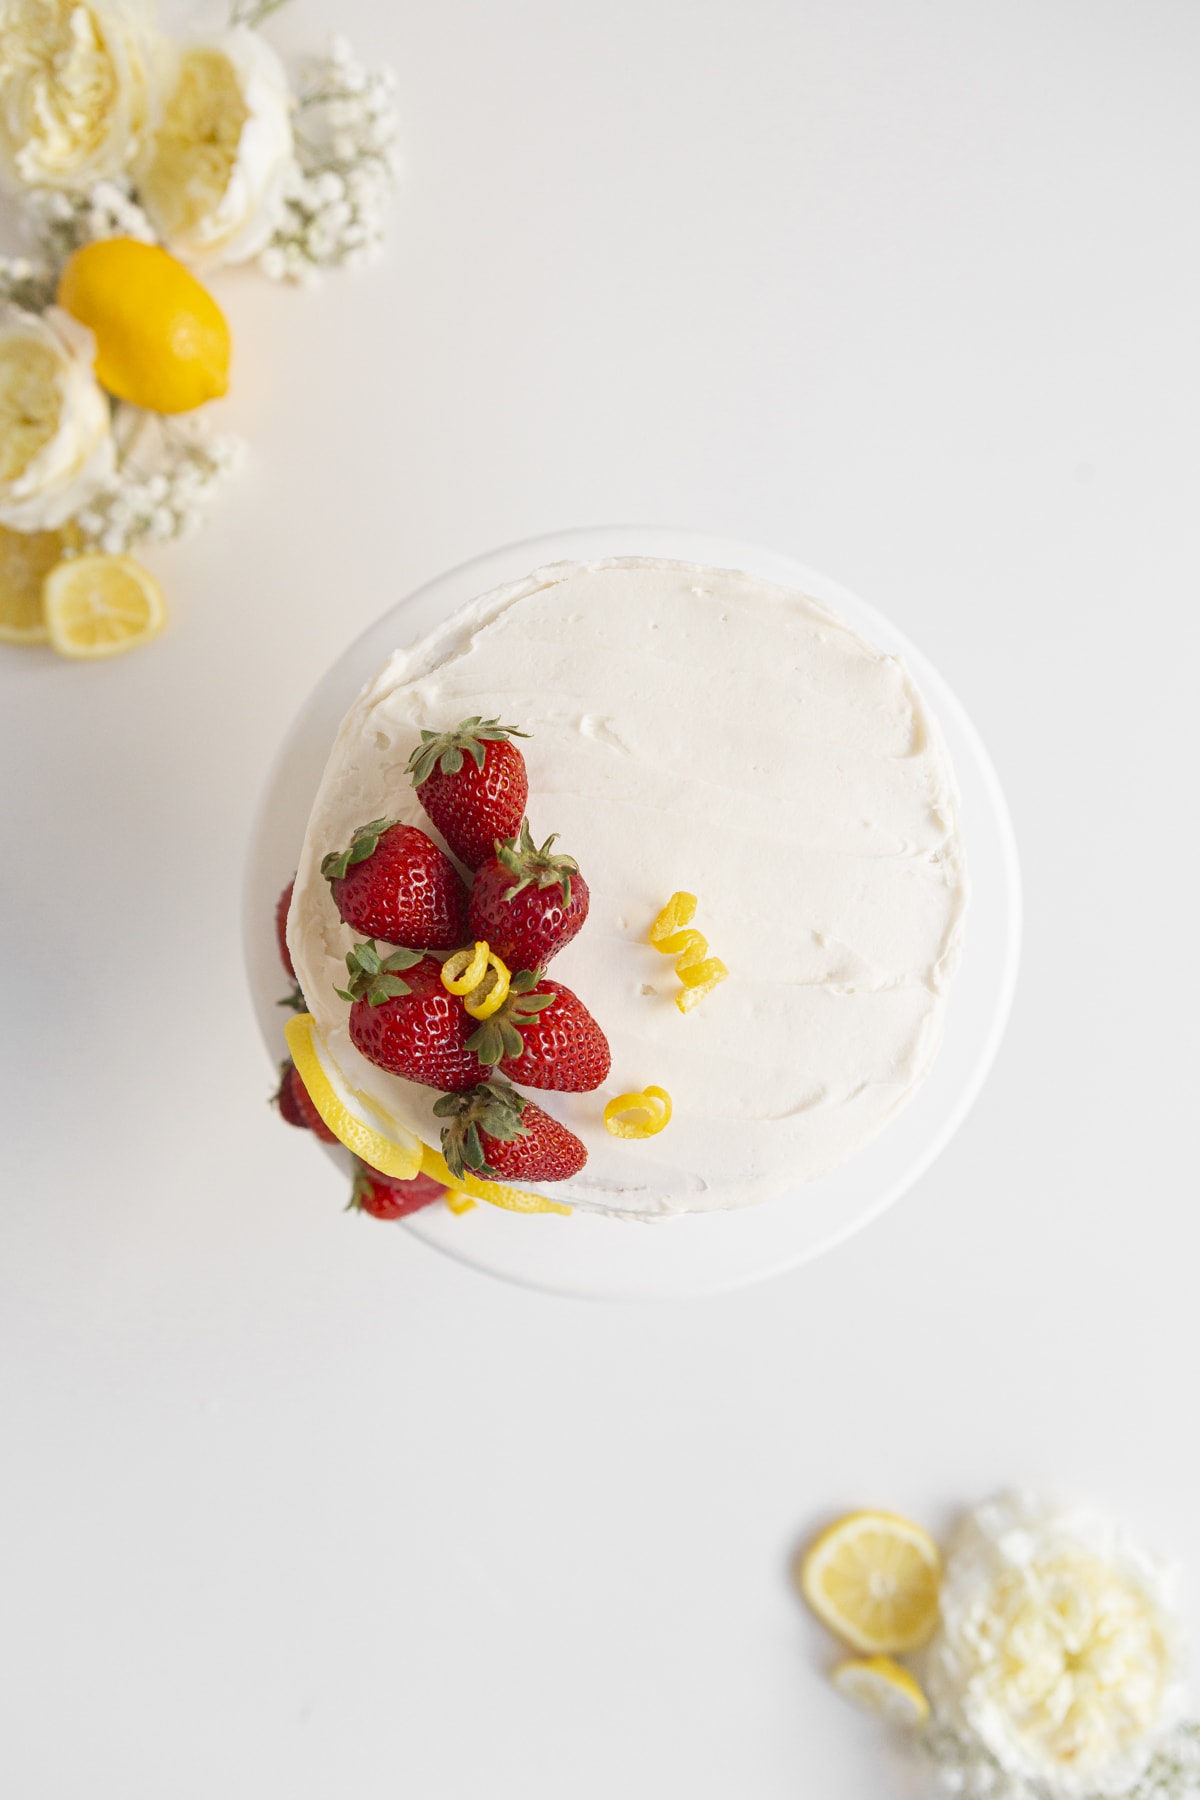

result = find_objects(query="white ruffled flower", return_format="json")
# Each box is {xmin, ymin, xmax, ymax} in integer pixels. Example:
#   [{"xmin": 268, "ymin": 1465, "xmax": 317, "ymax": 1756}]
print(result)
[
  {"xmin": 927, "ymin": 1494, "xmax": 1187, "ymax": 1799},
  {"xmin": 0, "ymin": 304, "xmax": 113, "ymax": 529},
  {"xmin": 138, "ymin": 25, "xmax": 292, "ymax": 267},
  {"xmin": 0, "ymin": 0, "xmax": 158, "ymax": 190}
]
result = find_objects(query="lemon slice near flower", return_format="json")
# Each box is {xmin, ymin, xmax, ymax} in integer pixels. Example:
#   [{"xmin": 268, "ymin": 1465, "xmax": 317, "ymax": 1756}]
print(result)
[
  {"xmin": 799, "ymin": 1511, "xmax": 941, "ymax": 1653},
  {"xmin": 57, "ymin": 239, "xmax": 230, "ymax": 415},
  {"xmin": 44, "ymin": 554, "xmax": 165, "ymax": 659},
  {"xmin": 0, "ymin": 525, "xmax": 71, "ymax": 644},
  {"xmin": 832, "ymin": 1656, "xmax": 929, "ymax": 1726}
]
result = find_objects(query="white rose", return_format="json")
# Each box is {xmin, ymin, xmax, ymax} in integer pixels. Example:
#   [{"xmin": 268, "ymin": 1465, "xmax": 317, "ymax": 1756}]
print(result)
[
  {"xmin": 927, "ymin": 1493, "xmax": 1186, "ymax": 1799},
  {"xmin": 0, "ymin": 0, "xmax": 158, "ymax": 190},
  {"xmin": 138, "ymin": 27, "xmax": 293, "ymax": 268},
  {"xmin": 0, "ymin": 306, "xmax": 114, "ymax": 530}
]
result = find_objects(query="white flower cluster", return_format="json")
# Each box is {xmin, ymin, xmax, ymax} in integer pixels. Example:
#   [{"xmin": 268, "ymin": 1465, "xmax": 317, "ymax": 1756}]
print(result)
[
  {"xmin": 0, "ymin": 8, "xmax": 396, "ymax": 560},
  {"xmin": 21, "ymin": 177, "xmax": 158, "ymax": 263},
  {"xmin": 0, "ymin": 254, "xmax": 56, "ymax": 314},
  {"xmin": 927, "ymin": 1722, "xmax": 1200, "ymax": 1800},
  {"xmin": 72, "ymin": 410, "xmax": 245, "ymax": 555},
  {"xmin": 260, "ymin": 36, "xmax": 399, "ymax": 283}
]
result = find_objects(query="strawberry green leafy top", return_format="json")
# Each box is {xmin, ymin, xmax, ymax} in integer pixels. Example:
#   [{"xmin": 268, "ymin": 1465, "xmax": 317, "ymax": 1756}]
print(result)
[
  {"xmin": 406, "ymin": 716, "xmax": 529, "ymax": 788},
  {"xmin": 320, "ymin": 817, "xmax": 396, "ymax": 883},
  {"xmin": 433, "ymin": 1079, "xmax": 530, "ymax": 1180},
  {"xmin": 494, "ymin": 818, "xmax": 579, "ymax": 906},
  {"xmin": 335, "ymin": 939, "xmax": 422, "ymax": 1005}
]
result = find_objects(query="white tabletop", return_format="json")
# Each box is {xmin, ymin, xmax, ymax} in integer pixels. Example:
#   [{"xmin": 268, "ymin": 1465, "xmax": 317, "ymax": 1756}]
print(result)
[{"xmin": 2, "ymin": 2, "xmax": 1198, "ymax": 1795}]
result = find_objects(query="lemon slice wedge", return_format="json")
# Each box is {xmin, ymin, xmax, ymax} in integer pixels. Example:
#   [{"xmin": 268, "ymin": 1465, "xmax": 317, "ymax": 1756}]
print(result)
[
  {"xmin": 419, "ymin": 1146, "xmax": 571, "ymax": 1217},
  {"xmin": 44, "ymin": 553, "xmax": 166, "ymax": 659},
  {"xmin": 285, "ymin": 1013, "xmax": 424, "ymax": 1181},
  {"xmin": 0, "ymin": 525, "xmax": 70, "ymax": 644},
  {"xmin": 799, "ymin": 1510, "xmax": 941, "ymax": 1653},
  {"xmin": 832, "ymin": 1656, "xmax": 929, "ymax": 1726}
]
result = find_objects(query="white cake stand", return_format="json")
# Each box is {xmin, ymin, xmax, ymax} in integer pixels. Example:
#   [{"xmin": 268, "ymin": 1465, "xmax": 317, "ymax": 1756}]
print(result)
[{"xmin": 244, "ymin": 527, "xmax": 1020, "ymax": 1299}]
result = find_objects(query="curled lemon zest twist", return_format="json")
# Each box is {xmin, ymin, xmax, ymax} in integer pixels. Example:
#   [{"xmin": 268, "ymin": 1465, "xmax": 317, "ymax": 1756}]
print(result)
[
  {"xmin": 442, "ymin": 940, "xmax": 490, "ymax": 994},
  {"xmin": 444, "ymin": 1190, "xmax": 477, "ymax": 1216},
  {"xmin": 441, "ymin": 941, "xmax": 512, "ymax": 1020},
  {"xmin": 604, "ymin": 1086, "xmax": 673, "ymax": 1139},
  {"xmin": 463, "ymin": 955, "xmax": 511, "ymax": 1020},
  {"xmin": 649, "ymin": 892, "xmax": 729, "ymax": 1013}
]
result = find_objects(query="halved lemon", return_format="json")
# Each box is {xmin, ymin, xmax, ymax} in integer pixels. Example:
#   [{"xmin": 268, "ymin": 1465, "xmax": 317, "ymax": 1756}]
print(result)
[
  {"xmin": 832, "ymin": 1656, "xmax": 929, "ymax": 1727},
  {"xmin": 0, "ymin": 525, "xmax": 71, "ymax": 644},
  {"xmin": 799, "ymin": 1511, "xmax": 941, "ymax": 1653},
  {"xmin": 44, "ymin": 554, "xmax": 165, "ymax": 659}
]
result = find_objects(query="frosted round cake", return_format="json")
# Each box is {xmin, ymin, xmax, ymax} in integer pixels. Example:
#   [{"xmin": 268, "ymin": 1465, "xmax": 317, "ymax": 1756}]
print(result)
[{"xmin": 286, "ymin": 557, "xmax": 967, "ymax": 1220}]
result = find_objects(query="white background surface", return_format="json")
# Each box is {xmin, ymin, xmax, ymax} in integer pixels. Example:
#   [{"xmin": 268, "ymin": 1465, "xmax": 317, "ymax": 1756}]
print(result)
[{"xmin": 1, "ymin": 2, "xmax": 1197, "ymax": 1795}]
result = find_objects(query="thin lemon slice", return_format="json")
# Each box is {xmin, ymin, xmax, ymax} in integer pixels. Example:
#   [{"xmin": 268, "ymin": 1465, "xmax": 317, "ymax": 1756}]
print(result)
[
  {"xmin": 832, "ymin": 1657, "xmax": 929, "ymax": 1727},
  {"xmin": 799, "ymin": 1511, "xmax": 941, "ymax": 1654},
  {"xmin": 419, "ymin": 1146, "xmax": 571, "ymax": 1218},
  {"xmin": 44, "ymin": 554, "xmax": 165, "ymax": 660},
  {"xmin": 0, "ymin": 525, "xmax": 70, "ymax": 644},
  {"xmin": 285, "ymin": 1013, "xmax": 423, "ymax": 1182}
]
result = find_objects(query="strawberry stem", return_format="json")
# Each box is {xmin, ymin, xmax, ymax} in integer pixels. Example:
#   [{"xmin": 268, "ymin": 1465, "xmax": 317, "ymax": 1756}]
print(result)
[
  {"xmin": 321, "ymin": 817, "xmax": 397, "ymax": 883},
  {"xmin": 432, "ymin": 1079, "xmax": 529, "ymax": 1179},
  {"xmin": 335, "ymin": 939, "xmax": 422, "ymax": 1006},
  {"xmin": 495, "ymin": 818, "xmax": 579, "ymax": 906},
  {"xmin": 406, "ymin": 717, "xmax": 529, "ymax": 788},
  {"xmin": 463, "ymin": 970, "xmax": 554, "ymax": 1065}
]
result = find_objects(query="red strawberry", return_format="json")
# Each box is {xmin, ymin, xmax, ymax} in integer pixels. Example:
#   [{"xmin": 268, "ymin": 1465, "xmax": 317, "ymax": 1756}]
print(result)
[
  {"xmin": 468, "ymin": 820, "xmax": 589, "ymax": 972},
  {"xmin": 274, "ymin": 879, "xmax": 306, "ymax": 1011},
  {"xmin": 348, "ymin": 1160, "xmax": 447, "ymax": 1220},
  {"xmin": 433, "ymin": 1079, "xmax": 586, "ymax": 1183},
  {"xmin": 321, "ymin": 818, "xmax": 469, "ymax": 950},
  {"xmin": 465, "ymin": 972, "xmax": 610, "ymax": 1092},
  {"xmin": 339, "ymin": 942, "xmax": 481, "ymax": 1091},
  {"xmin": 275, "ymin": 879, "xmax": 295, "ymax": 976},
  {"xmin": 275, "ymin": 1060, "xmax": 338, "ymax": 1143},
  {"xmin": 407, "ymin": 716, "xmax": 529, "ymax": 871}
]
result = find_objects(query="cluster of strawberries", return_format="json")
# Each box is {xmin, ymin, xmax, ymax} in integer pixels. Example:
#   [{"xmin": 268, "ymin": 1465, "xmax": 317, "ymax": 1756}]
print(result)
[{"xmin": 277, "ymin": 717, "xmax": 610, "ymax": 1195}]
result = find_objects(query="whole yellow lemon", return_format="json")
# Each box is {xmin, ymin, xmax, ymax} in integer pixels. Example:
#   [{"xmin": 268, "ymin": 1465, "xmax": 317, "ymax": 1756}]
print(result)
[{"xmin": 57, "ymin": 239, "xmax": 231, "ymax": 415}]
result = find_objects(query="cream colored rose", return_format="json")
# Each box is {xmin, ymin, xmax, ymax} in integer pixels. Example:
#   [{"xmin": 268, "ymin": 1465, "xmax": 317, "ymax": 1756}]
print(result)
[
  {"xmin": 0, "ymin": 0, "xmax": 155, "ymax": 189},
  {"xmin": 139, "ymin": 27, "xmax": 293, "ymax": 268},
  {"xmin": 0, "ymin": 306, "xmax": 114, "ymax": 530},
  {"xmin": 927, "ymin": 1493, "xmax": 1186, "ymax": 1799}
]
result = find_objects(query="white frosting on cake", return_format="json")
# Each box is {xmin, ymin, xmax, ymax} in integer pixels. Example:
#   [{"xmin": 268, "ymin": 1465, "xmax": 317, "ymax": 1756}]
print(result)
[{"xmin": 289, "ymin": 559, "xmax": 967, "ymax": 1218}]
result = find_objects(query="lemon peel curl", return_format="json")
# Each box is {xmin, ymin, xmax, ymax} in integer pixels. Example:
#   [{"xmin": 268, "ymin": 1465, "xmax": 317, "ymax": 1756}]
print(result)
[
  {"xmin": 604, "ymin": 1086, "xmax": 673, "ymax": 1139},
  {"xmin": 649, "ymin": 892, "xmax": 728, "ymax": 1012}
]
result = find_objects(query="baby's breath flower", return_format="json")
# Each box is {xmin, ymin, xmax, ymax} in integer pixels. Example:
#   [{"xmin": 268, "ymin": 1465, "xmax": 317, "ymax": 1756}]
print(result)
[
  {"xmin": 22, "ymin": 176, "xmax": 157, "ymax": 264},
  {"xmin": 926, "ymin": 1722, "xmax": 1200, "ymax": 1800},
  {"xmin": 0, "ymin": 253, "xmax": 56, "ymax": 312},
  {"xmin": 258, "ymin": 36, "xmax": 399, "ymax": 282},
  {"xmin": 69, "ymin": 406, "xmax": 246, "ymax": 555}
]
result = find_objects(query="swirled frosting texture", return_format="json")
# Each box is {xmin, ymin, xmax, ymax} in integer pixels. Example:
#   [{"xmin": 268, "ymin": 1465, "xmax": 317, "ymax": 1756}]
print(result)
[{"xmin": 290, "ymin": 559, "xmax": 967, "ymax": 1218}]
